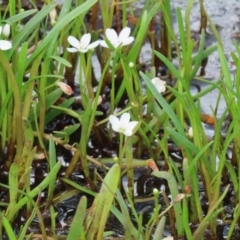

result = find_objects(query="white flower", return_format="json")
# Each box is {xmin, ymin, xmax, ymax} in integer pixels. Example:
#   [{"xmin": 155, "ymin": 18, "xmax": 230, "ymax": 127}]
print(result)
[
  {"xmin": 151, "ymin": 77, "xmax": 166, "ymax": 93},
  {"xmin": 100, "ymin": 27, "xmax": 134, "ymax": 48},
  {"xmin": 67, "ymin": 33, "xmax": 99, "ymax": 53},
  {"xmin": 109, "ymin": 112, "xmax": 138, "ymax": 136},
  {"xmin": 0, "ymin": 24, "xmax": 10, "ymax": 37},
  {"xmin": 0, "ymin": 40, "xmax": 12, "ymax": 50}
]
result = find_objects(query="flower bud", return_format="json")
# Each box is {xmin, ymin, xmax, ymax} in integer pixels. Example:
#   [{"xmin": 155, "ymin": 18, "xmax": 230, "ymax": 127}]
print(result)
[
  {"xmin": 153, "ymin": 188, "xmax": 159, "ymax": 197},
  {"xmin": 0, "ymin": 24, "xmax": 10, "ymax": 37},
  {"xmin": 49, "ymin": 8, "xmax": 57, "ymax": 26},
  {"xmin": 56, "ymin": 82, "xmax": 73, "ymax": 95},
  {"xmin": 173, "ymin": 193, "xmax": 185, "ymax": 203},
  {"xmin": 129, "ymin": 62, "xmax": 134, "ymax": 68},
  {"xmin": 146, "ymin": 159, "xmax": 159, "ymax": 171},
  {"xmin": 188, "ymin": 127, "xmax": 193, "ymax": 138}
]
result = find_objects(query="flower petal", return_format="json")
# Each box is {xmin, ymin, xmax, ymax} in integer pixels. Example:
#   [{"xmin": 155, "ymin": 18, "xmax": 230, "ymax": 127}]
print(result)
[
  {"xmin": 99, "ymin": 40, "xmax": 109, "ymax": 48},
  {"xmin": 119, "ymin": 113, "xmax": 130, "ymax": 128},
  {"xmin": 109, "ymin": 115, "xmax": 120, "ymax": 132},
  {"xmin": 119, "ymin": 27, "xmax": 131, "ymax": 42},
  {"xmin": 0, "ymin": 40, "xmax": 12, "ymax": 50},
  {"xmin": 123, "ymin": 129, "xmax": 133, "ymax": 136},
  {"xmin": 151, "ymin": 77, "xmax": 166, "ymax": 93},
  {"xmin": 127, "ymin": 121, "xmax": 138, "ymax": 130},
  {"xmin": 105, "ymin": 28, "xmax": 119, "ymax": 43},
  {"xmin": 78, "ymin": 48, "xmax": 88, "ymax": 53},
  {"xmin": 67, "ymin": 36, "xmax": 80, "ymax": 49},
  {"xmin": 122, "ymin": 36, "xmax": 134, "ymax": 46},
  {"xmin": 87, "ymin": 40, "xmax": 99, "ymax": 50},
  {"xmin": 123, "ymin": 120, "xmax": 138, "ymax": 136},
  {"xmin": 80, "ymin": 33, "xmax": 91, "ymax": 49},
  {"xmin": 67, "ymin": 47, "xmax": 79, "ymax": 53}
]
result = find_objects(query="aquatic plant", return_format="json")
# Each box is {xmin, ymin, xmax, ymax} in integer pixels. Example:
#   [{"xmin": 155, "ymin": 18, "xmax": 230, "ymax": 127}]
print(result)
[{"xmin": 0, "ymin": 0, "xmax": 239, "ymax": 239}]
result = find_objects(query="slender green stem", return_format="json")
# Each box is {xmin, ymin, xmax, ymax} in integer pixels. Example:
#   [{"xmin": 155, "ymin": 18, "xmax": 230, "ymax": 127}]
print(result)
[
  {"xmin": 118, "ymin": 133, "xmax": 124, "ymax": 167},
  {"xmin": 79, "ymin": 53, "xmax": 88, "ymax": 108}
]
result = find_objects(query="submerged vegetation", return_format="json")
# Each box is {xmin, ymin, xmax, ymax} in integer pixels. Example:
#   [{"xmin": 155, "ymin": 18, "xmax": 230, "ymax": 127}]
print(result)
[{"xmin": 0, "ymin": 0, "xmax": 240, "ymax": 239}]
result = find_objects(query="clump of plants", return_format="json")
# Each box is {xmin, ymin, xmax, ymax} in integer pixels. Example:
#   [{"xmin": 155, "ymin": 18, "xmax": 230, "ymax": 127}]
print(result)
[{"xmin": 0, "ymin": 0, "xmax": 240, "ymax": 239}]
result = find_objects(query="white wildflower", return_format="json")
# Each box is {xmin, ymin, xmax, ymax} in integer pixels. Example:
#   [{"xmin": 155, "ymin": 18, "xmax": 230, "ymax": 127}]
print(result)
[
  {"xmin": 67, "ymin": 33, "xmax": 99, "ymax": 53},
  {"xmin": 100, "ymin": 27, "xmax": 134, "ymax": 48},
  {"xmin": 109, "ymin": 112, "xmax": 138, "ymax": 137}
]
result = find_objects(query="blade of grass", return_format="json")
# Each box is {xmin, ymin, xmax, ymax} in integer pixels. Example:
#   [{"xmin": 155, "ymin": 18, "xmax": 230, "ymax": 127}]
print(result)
[{"xmin": 66, "ymin": 196, "xmax": 87, "ymax": 240}]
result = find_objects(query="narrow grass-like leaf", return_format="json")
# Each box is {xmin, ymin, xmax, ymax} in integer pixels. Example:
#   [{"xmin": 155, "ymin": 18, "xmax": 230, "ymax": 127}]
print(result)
[
  {"xmin": 86, "ymin": 164, "xmax": 120, "ymax": 239},
  {"xmin": 5, "ymin": 164, "xmax": 18, "ymax": 216},
  {"xmin": 115, "ymin": 189, "xmax": 139, "ymax": 239},
  {"xmin": 190, "ymin": 30, "xmax": 205, "ymax": 80},
  {"xmin": 67, "ymin": 196, "xmax": 87, "ymax": 240},
  {"xmin": 3, "ymin": 216, "xmax": 16, "ymax": 240},
  {"xmin": 6, "ymin": 161, "xmax": 62, "ymax": 221},
  {"xmin": 50, "ymin": 55, "xmax": 72, "ymax": 67},
  {"xmin": 177, "ymin": 8, "xmax": 186, "ymax": 59},
  {"xmin": 44, "ymin": 97, "xmax": 75, "ymax": 124},
  {"xmin": 62, "ymin": 123, "xmax": 80, "ymax": 136},
  {"xmin": 60, "ymin": 178, "xmax": 96, "ymax": 197},
  {"xmin": 45, "ymin": 135, "xmax": 57, "ymax": 209},
  {"xmin": 9, "ymin": 3, "xmax": 56, "ymax": 56},
  {"xmin": 18, "ymin": 209, "xmax": 37, "ymax": 240},
  {"xmin": 17, "ymin": 42, "xmax": 28, "ymax": 91},
  {"xmin": 50, "ymin": 206, "xmax": 58, "ymax": 239},
  {"xmin": 26, "ymin": 0, "xmax": 97, "ymax": 67},
  {"xmin": 167, "ymin": 127, "xmax": 199, "ymax": 154},
  {"xmin": 6, "ymin": 9, "xmax": 37, "ymax": 23},
  {"xmin": 192, "ymin": 45, "xmax": 217, "ymax": 64},
  {"xmin": 193, "ymin": 185, "xmax": 230, "ymax": 239},
  {"xmin": 19, "ymin": 119, "xmax": 33, "ymax": 178},
  {"xmin": 95, "ymin": 164, "xmax": 120, "ymax": 239},
  {"xmin": 140, "ymin": 72, "xmax": 185, "ymax": 135},
  {"xmin": 152, "ymin": 171, "xmax": 184, "ymax": 237},
  {"xmin": 152, "ymin": 216, "xmax": 166, "ymax": 240},
  {"xmin": 28, "ymin": 88, "xmax": 62, "ymax": 122},
  {"xmin": 225, "ymin": 161, "xmax": 238, "ymax": 200},
  {"xmin": 128, "ymin": 4, "xmax": 160, "ymax": 62}
]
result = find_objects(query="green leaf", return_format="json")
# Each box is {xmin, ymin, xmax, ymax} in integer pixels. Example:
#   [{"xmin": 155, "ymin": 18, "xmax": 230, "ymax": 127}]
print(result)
[
  {"xmin": 6, "ymin": 9, "xmax": 38, "ymax": 24},
  {"xmin": 45, "ymin": 136, "xmax": 57, "ymax": 209},
  {"xmin": 67, "ymin": 196, "xmax": 87, "ymax": 240},
  {"xmin": 63, "ymin": 123, "xmax": 80, "ymax": 136},
  {"xmin": 86, "ymin": 164, "xmax": 120, "ymax": 239},
  {"xmin": 9, "ymin": 3, "xmax": 57, "ymax": 56},
  {"xmin": 140, "ymin": 72, "xmax": 185, "ymax": 135},
  {"xmin": 6, "ymin": 161, "xmax": 62, "ymax": 221},
  {"xmin": 3, "ymin": 215, "xmax": 16, "ymax": 240},
  {"xmin": 153, "ymin": 216, "xmax": 166, "ymax": 240},
  {"xmin": 26, "ymin": 0, "xmax": 97, "ymax": 67},
  {"xmin": 152, "ymin": 171, "xmax": 184, "ymax": 236},
  {"xmin": 19, "ymin": 119, "xmax": 34, "ymax": 178},
  {"xmin": 5, "ymin": 164, "xmax": 19, "ymax": 216},
  {"xmin": 44, "ymin": 97, "xmax": 75, "ymax": 124},
  {"xmin": 28, "ymin": 88, "xmax": 63, "ymax": 122},
  {"xmin": 50, "ymin": 55, "xmax": 72, "ymax": 67}
]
